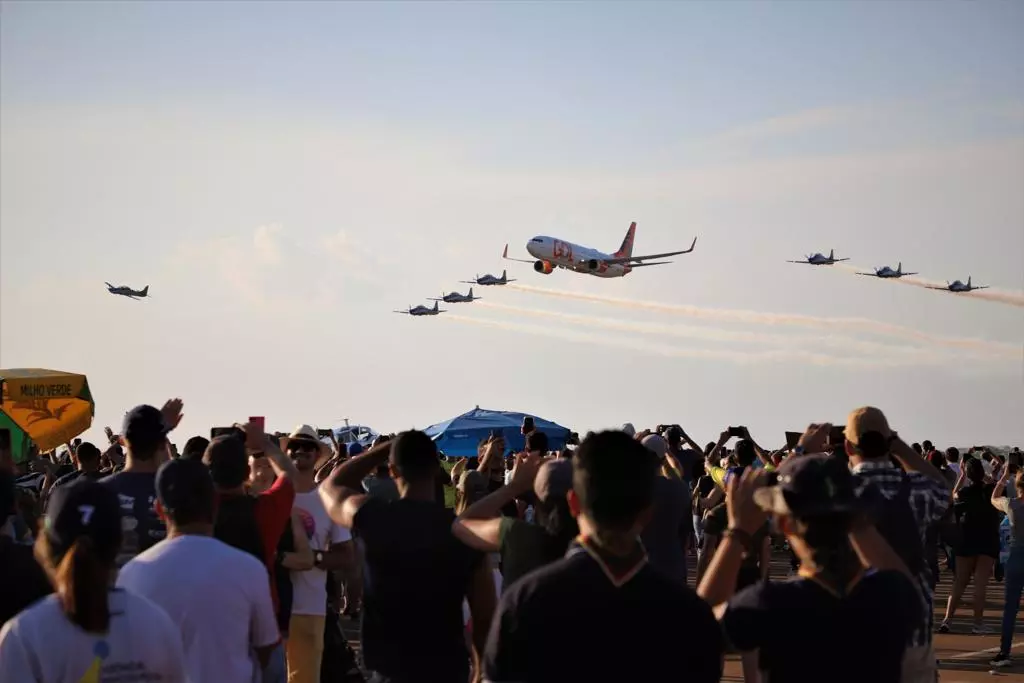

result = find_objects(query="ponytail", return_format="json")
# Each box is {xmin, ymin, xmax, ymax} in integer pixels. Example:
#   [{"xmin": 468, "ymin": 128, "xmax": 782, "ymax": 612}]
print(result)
[{"xmin": 35, "ymin": 534, "xmax": 111, "ymax": 633}]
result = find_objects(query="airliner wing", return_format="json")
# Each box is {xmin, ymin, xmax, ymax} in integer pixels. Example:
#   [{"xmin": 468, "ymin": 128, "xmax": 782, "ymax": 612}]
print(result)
[
  {"xmin": 627, "ymin": 261, "xmax": 673, "ymax": 267},
  {"xmin": 603, "ymin": 237, "xmax": 697, "ymax": 265},
  {"xmin": 502, "ymin": 244, "xmax": 534, "ymax": 264}
]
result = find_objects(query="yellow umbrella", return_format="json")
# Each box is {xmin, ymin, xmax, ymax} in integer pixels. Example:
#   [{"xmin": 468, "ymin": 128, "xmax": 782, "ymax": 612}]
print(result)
[{"xmin": 0, "ymin": 368, "xmax": 95, "ymax": 462}]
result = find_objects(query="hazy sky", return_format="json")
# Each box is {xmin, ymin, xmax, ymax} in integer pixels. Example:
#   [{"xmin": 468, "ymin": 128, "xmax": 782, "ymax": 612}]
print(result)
[{"xmin": 2, "ymin": 1, "xmax": 1022, "ymax": 448}]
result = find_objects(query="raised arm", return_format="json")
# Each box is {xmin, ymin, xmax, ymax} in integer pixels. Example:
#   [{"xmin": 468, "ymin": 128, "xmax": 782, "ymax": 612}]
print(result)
[{"xmin": 319, "ymin": 440, "xmax": 392, "ymax": 529}]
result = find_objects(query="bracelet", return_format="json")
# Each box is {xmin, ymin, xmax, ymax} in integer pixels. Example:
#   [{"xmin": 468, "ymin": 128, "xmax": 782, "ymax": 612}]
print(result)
[{"xmin": 723, "ymin": 527, "xmax": 755, "ymax": 552}]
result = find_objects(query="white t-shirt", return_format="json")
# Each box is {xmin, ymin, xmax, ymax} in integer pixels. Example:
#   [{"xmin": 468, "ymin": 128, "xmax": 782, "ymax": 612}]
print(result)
[
  {"xmin": 291, "ymin": 487, "xmax": 352, "ymax": 617},
  {"xmin": 0, "ymin": 590, "xmax": 187, "ymax": 683},
  {"xmin": 116, "ymin": 535, "xmax": 279, "ymax": 683}
]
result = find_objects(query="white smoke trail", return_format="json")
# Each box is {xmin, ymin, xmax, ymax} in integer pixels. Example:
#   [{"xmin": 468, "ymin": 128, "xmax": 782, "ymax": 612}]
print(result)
[
  {"xmin": 443, "ymin": 314, "xmax": 936, "ymax": 368},
  {"xmin": 506, "ymin": 283, "xmax": 1020, "ymax": 357},
  {"xmin": 846, "ymin": 269, "xmax": 1024, "ymax": 308},
  {"xmin": 966, "ymin": 290, "xmax": 1024, "ymax": 308},
  {"xmin": 474, "ymin": 300, "xmax": 967, "ymax": 362}
]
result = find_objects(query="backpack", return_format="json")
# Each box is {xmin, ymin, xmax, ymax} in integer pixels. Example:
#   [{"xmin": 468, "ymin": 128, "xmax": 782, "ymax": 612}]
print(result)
[
  {"xmin": 213, "ymin": 494, "xmax": 265, "ymax": 564},
  {"xmin": 873, "ymin": 474, "xmax": 925, "ymax": 576}
]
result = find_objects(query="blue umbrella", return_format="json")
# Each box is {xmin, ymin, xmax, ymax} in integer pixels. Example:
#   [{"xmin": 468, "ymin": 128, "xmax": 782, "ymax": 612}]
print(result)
[{"xmin": 423, "ymin": 406, "xmax": 570, "ymax": 457}]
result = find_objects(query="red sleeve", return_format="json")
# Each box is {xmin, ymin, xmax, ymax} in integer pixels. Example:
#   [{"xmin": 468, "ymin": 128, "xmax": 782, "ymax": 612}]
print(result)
[{"xmin": 254, "ymin": 476, "xmax": 296, "ymax": 553}]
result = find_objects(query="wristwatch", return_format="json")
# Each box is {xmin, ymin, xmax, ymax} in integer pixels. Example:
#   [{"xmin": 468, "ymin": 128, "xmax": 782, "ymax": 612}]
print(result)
[{"xmin": 314, "ymin": 551, "xmax": 324, "ymax": 567}]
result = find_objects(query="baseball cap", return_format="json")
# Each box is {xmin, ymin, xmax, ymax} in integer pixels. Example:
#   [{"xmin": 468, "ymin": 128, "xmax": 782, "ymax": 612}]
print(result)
[
  {"xmin": 122, "ymin": 404, "xmax": 169, "ymax": 448},
  {"xmin": 752, "ymin": 453, "xmax": 861, "ymax": 518},
  {"xmin": 347, "ymin": 442, "xmax": 365, "ymax": 457},
  {"xmin": 156, "ymin": 458, "xmax": 215, "ymax": 514},
  {"xmin": 845, "ymin": 406, "xmax": 892, "ymax": 448},
  {"xmin": 533, "ymin": 459, "xmax": 573, "ymax": 503},
  {"xmin": 641, "ymin": 434, "xmax": 668, "ymax": 459},
  {"xmin": 44, "ymin": 479, "xmax": 122, "ymax": 561}
]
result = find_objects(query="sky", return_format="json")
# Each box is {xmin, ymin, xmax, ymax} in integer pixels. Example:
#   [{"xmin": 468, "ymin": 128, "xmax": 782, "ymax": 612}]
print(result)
[{"xmin": 1, "ymin": 1, "xmax": 1022, "ymax": 449}]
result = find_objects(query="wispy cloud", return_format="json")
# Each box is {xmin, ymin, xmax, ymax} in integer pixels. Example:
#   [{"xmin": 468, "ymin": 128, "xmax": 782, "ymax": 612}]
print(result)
[{"xmin": 700, "ymin": 105, "xmax": 871, "ymax": 148}]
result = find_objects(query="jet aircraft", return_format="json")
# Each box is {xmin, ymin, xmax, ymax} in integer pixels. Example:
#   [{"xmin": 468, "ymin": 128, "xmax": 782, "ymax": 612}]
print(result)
[
  {"xmin": 925, "ymin": 276, "xmax": 989, "ymax": 293},
  {"xmin": 106, "ymin": 283, "xmax": 149, "ymax": 300},
  {"xmin": 393, "ymin": 301, "xmax": 445, "ymax": 316},
  {"xmin": 428, "ymin": 288, "xmax": 481, "ymax": 303},
  {"xmin": 460, "ymin": 270, "xmax": 515, "ymax": 286},
  {"xmin": 502, "ymin": 222, "xmax": 696, "ymax": 278},
  {"xmin": 856, "ymin": 262, "xmax": 918, "ymax": 279},
  {"xmin": 786, "ymin": 249, "xmax": 849, "ymax": 266}
]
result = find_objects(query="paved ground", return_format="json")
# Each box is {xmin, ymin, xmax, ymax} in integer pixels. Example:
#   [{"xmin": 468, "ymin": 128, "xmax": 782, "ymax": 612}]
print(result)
[{"xmin": 340, "ymin": 549, "xmax": 1023, "ymax": 682}]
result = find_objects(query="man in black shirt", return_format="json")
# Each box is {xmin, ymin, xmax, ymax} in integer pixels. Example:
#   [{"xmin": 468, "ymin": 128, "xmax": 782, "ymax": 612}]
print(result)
[
  {"xmin": 484, "ymin": 431, "xmax": 724, "ymax": 683},
  {"xmin": 699, "ymin": 428, "xmax": 921, "ymax": 683},
  {"xmin": 47, "ymin": 442, "xmax": 103, "ymax": 498},
  {"xmin": 320, "ymin": 431, "xmax": 496, "ymax": 683}
]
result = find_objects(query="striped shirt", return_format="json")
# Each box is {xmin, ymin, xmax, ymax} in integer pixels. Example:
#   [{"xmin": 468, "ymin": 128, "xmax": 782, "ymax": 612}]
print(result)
[{"xmin": 852, "ymin": 460, "xmax": 951, "ymax": 647}]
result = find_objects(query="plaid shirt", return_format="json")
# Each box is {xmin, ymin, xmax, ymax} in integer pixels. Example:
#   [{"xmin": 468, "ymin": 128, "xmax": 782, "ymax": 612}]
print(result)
[{"xmin": 853, "ymin": 460, "xmax": 952, "ymax": 647}]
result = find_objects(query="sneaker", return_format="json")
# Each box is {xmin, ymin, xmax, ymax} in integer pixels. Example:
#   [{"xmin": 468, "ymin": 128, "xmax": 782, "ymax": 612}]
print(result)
[
  {"xmin": 971, "ymin": 624, "xmax": 991, "ymax": 635},
  {"xmin": 990, "ymin": 653, "xmax": 1011, "ymax": 668},
  {"xmin": 937, "ymin": 622, "xmax": 950, "ymax": 634}
]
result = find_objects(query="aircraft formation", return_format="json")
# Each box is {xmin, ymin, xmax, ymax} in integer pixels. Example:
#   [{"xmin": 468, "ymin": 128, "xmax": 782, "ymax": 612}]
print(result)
[
  {"xmin": 782, "ymin": 251, "xmax": 991, "ymax": 290},
  {"xmin": 393, "ymin": 221, "xmax": 699, "ymax": 315},
  {"xmin": 104, "ymin": 223, "xmax": 999, "ymax": 310}
]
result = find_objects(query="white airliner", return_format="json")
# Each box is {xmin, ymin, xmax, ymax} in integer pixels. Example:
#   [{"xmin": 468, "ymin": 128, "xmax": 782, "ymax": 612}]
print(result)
[
  {"xmin": 787, "ymin": 249, "xmax": 849, "ymax": 266},
  {"xmin": 428, "ymin": 288, "xmax": 480, "ymax": 303},
  {"xmin": 502, "ymin": 222, "xmax": 697, "ymax": 278},
  {"xmin": 393, "ymin": 301, "xmax": 445, "ymax": 316},
  {"xmin": 926, "ymin": 276, "xmax": 989, "ymax": 293},
  {"xmin": 856, "ymin": 262, "xmax": 918, "ymax": 279}
]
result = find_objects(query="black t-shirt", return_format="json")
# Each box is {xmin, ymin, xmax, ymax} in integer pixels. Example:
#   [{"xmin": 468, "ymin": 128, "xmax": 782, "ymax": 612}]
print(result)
[
  {"xmin": 100, "ymin": 471, "xmax": 166, "ymax": 568},
  {"xmin": 955, "ymin": 483, "xmax": 1001, "ymax": 546},
  {"xmin": 0, "ymin": 535, "xmax": 54, "ymax": 625},
  {"xmin": 484, "ymin": 539, "xmax": 724, "ymax": 683},
  {"xmin": 703, "ymin": 504, "xmax": 769, "ymax": 570},
  {"xmin": 721, "ymin": 569, "xmax": 920, "ymax": 683},
  {"xmin": 498, "ymin": 517, "xmax": 571, "ymax": 590},
  {"xmin": 353, "ymin": 497, "xmax": 484, "ymax": 683},
  {"xmin": 46, "ymin": 470, "xmax": 103, "ymax": 510}
]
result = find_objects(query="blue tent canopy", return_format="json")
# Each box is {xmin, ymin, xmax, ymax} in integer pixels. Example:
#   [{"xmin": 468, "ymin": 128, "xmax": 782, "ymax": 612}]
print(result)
[{"xmin": 423, "ymin": 407, "xmax": 570, "ymax": 457}]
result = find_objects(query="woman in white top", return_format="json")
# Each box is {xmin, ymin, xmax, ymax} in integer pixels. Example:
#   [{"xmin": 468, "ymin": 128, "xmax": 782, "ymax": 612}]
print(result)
[{"xmin": 0, "ymin": 479, "xmax": 187, "ymax": 683}]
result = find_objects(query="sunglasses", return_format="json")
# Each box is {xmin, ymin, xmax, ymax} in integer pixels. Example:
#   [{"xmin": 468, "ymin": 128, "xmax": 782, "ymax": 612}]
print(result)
[{"xmin": 288, "ymin": 441, "xmax": 319, "ymax": 454}]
